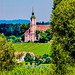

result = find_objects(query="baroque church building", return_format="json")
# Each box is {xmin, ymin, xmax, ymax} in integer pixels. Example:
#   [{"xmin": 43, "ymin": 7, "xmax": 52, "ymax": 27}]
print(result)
[{"xmin": 25, "ymin": 10, "xmax": 50, "ymax": 42}]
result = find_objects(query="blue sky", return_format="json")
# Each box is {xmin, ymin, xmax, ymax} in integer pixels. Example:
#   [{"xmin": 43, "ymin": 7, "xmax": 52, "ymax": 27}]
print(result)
[{"xmin": 0, "ymin": 0, "xmax": 53, "ymax": 22}]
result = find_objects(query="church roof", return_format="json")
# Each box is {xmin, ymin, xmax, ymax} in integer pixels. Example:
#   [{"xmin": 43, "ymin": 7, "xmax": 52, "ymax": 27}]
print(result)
[
  {"xmin": 25, "ymin": 25, "xmax": 50, "ymax": 34},
  {"xmin": 36, "ymin": 25, "xmax": 50, "ymax": 32}
]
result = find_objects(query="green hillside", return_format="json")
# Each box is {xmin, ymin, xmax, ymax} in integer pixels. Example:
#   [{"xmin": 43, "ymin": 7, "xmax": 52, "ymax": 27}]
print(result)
[{"xmin": 13, "ymin": 43, "xmax": 51, "ymax": 56}]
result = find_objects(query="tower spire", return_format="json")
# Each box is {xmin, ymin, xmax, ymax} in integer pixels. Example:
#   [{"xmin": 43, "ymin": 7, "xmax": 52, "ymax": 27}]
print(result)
[
  {"xmin": 32, "ymin": 7, "xmax": 34, "ymax": 15},
  {"xmin": 32, "ymin": 7, "xmax": 34, "ymax": 12}
]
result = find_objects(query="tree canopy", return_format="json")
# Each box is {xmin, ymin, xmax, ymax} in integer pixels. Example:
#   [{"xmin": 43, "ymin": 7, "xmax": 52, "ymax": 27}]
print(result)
[
  {"xmin": 50, "ymin": 0, "xmax": 75, "ymax": 74},
  {"xmin": 0, "ymin": 34, "xmax": 15, "ymax": 71}
]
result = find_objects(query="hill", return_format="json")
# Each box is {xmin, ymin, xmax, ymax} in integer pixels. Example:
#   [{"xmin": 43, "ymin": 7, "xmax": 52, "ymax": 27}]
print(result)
[
  {"xmin": 13, "ymin": 43, "xmax": 51, "ymax": 56},
  {"xmin": 0, "ymin": 19, "xmax": 30, "ymax": 24}
]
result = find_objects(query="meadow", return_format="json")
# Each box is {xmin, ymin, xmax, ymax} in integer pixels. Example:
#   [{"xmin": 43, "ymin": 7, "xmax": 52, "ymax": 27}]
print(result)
[{"xmin": 13, "ymin": 43, "xmax": 51, "ymax": 56}]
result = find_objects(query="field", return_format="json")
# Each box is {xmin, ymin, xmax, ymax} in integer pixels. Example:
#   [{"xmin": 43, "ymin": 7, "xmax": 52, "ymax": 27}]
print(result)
[{"xmin": 13, "ymin": 43, "xmax": 51, "ymax": 56}]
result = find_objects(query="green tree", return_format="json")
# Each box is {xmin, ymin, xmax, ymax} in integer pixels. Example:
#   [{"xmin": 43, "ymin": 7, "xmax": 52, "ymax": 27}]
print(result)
[
  {"xmin": 24, "ymin": 53, "xmax": 33, "ymax": 62},
  {"xmin": 50, "ymin": 0, "xmax": 75, "ymax": 74},
  {"xmin": 45, "ymin": 29, "xmax": 52, "ymax": 40},
  {"xmin": 42, "ymin": 54, "xmax": 49, "ymax": 58},
  {"xmin": 53, "ymin": 0, "xmax": 62, "ymax": 9},
  {"xmin": 46, "ymin": 57, "xmax": 51, "ymax": 64},
  {"xmin": 35, "ymin": 30, "xmax": 42, "ymax": 40},
  {"xmin": 21, "ymin": 34, "xmax": 25, "ymax": 42},
  {"xmin": 40, "ymin": 33, "xmax": 49, "ymax": 43},
  {"xmin": 7, "ymin": 36, "xmax": 21, "ymax": 43},
  {"xmin": 0, "ymin": 34, "xmax": 15, "ymax": 71},
  {"xmin": 20, "ymin": 23, "xmax": 27, "ymax": 35}
]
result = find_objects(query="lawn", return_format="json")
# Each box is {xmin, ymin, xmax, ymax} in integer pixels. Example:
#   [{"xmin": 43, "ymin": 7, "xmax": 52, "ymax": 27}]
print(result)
[{"xmin": 13, "ymin": 43, "xmax": 51, "ymax": 56}]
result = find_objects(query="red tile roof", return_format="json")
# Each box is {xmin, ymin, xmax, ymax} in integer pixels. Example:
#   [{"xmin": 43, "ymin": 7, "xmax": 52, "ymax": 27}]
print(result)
[
  {"xmin": 36, "ymin": 25, "xmax": 50, "ymax": 32},
  {"xmin": 25, "ymin": 25, "xmax": 50, "ymax": 34}
]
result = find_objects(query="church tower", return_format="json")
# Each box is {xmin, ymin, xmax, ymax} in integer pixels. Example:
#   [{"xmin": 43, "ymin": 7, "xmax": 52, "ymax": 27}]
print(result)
[
  {"xmin": 30, "ymin": 8, "xmax": 36, "ymax": 33},
  {"xmin": 30, "ymin": 8, "xmax": 36, "ymax": 42}
]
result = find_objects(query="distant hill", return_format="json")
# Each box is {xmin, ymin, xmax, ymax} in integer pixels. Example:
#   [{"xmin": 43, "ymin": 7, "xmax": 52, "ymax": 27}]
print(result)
[{"xmin": 0, "ymin": 19, "xmax": 30, "ymax": 24}]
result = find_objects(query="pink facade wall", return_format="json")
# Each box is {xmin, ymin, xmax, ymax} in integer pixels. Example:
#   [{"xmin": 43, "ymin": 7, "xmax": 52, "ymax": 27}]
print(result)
[{"xmin": 25, "ymin": 33, "xmax": 37, "ymax": 42}]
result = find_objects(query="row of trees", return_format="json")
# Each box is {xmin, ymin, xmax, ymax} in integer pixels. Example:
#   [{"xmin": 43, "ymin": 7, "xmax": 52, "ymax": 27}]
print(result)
[
  {"xmin": 0, "ymin": 23, "xmax": 30, "ymax": 42},
  {"xmin": 36, "ymin": 21, "xmax": 50, "ymax": 25},
  {"xmin": 0, "ymin": 23, "xmax": 30, "ymax": 37},
  {"xmin": 50, "ymin": 0, "xmax": 75, "ymax": 74},
  {"xmin": 24, "ymin": 53, "xmax": 52, "ymax": 65}
]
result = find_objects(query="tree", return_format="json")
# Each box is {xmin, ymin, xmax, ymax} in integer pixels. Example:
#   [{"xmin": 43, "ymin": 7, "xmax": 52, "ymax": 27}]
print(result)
[
  {"xmin": 45, "ymin": 29, "xmax": 52, "ymax": 40},
  {"xmin": 42, "ymin": 54, "xmax": 49, "ymax": 58},
  {"xmin": 7, "ymin": 36, "xmax": 21, "ymax": 43},
  {"xmin": 40, "ymin": 33, "xmax": 49, "ymax": 43},
  {"xmin": 21, "ymin": 34, "xmax": 25, "ymax": 42},
  {"xmin": 0, "ymin": 34, "xmax": 15, "ymax": 71},
  {"xmin": 50, "ymin": 0, "xmax": 75, "ymax": 74},
  {"xmin": 35, "ymin": 30, "xmax": 42, "ymax": 40},
  {"xmin": 24, "ymin": 53, "xmax": 33, "ymax": 62},
  {"xmin": 46, "ymin": 57, "xmax": 51, "ymax": 64},
  {"xmin": 53, "ymin": 0, "xmax": 62, "ymax": 10},
  {"xmin": 20, "ymin": 23, "xmax": 27, "ymax": 35}
]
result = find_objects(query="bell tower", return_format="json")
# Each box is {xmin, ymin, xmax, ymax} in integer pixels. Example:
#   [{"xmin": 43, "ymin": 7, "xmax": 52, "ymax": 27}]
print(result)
[
  {"xmin": 30, "ymin": 8, "xmax": 36, "ymax": 33},
  {"xmin": 30, "ymin": 8, "xmax": 36, "ymax": 42}
]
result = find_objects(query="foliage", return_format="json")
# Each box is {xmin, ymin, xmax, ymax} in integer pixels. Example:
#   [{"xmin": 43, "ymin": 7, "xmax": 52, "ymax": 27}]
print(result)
[
  {"xmin": 39, "ymin": 33, "xmax": 49, "ymax": 43},
  {"xmin": 38, "ymin": 59, "xmax": 46, "ymax": 64},
  {"xmin": 6, "ymin": 36, "xmax": 21, "ymax": 43},
  {"xmin": 38, "ymin": 54, "xmax": 52, "ymax": 64},
  {"xmin": 45, "ymin": 29, "xmax": 52, "ymax": 40},
  {"xmin": 14, "ymin": 43, "xmax": 51, "ymax": 56},
  {"xmin": 35, "ymin": 55, "xmax": 42, "ymax": 63},
  {"xmin": 0, "ymin": 23, "xmax": 21, "ymax": 36},
  {"xmin": 36, "ymin": 29, "xmax": 52, "ymax": 43},
  {"xmin": 35, "ymin": 30, "xmax": 42, "ymax": 40},
  {"xmin": 24, "ymin": 53, "xmax": 34, "ymax": 62},
  {"xmin": 0, "ymin": 23, "xmax": 30, "ymax": 37},
  {"xmin": 21, "ymin": 34, "xmax": 25, "ymax": 42},
  {"xmin": 35, "ymin": 21, "xmax": 49, "ymax": 25},
  {"xmin": 53, "ymin": 0, "xmax": 62, "ymax": 9},
  {"xmin": 20, "ymin": 23, "xmax": 30, "ymax": 35},
  {"xmin": 42, "ymin": 54, "xmax": 49, "ymax": 58},
  {"xmin": 50, "ymin": 0, "xmax": 75, "ymax": 74},
  {"xmin": 46, "ymin": 57, "xmax": 52, "ymax": 64},
  {"xmin": 0, "ymin": 34, "xmax": 15, "ymax": 71},
  {"xmin": 0, "ymin": 64, "xmax": 74, "ymax": 75}
]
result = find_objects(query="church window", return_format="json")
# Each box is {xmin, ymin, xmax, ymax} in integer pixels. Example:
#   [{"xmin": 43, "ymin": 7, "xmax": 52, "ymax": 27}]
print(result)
[
  {"xmin": 29, "ymin": 29, "xmax": 30, "ymax": 33},
  {"xmin": 31, "ymin": 25, "xmax": 32, "ymax": 27}
]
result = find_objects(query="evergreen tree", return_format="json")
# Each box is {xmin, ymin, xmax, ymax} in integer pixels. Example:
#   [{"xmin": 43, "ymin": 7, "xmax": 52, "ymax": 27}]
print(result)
[
  {"xmin": 0, "ymin": 34, "xmax": 15, "ymax": 71},
  {"xmin": 50, "ymin": 0, "xmax": 75, "ymax": 74}
]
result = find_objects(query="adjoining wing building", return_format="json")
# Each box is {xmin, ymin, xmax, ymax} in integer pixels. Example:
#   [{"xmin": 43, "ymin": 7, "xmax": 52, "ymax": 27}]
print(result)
[{"xmin": 25, "ymin": 9, "xmax": 50, "ymax": 42}]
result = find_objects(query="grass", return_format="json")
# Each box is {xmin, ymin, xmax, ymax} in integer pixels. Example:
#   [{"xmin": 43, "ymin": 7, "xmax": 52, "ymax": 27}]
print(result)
[
  {"xmin": 0, "ymin": 65, "xmax": 75, "ymax": 75},
  {"xmin": 13, "ymin": 43, "xmax": 51, "ymax": 56}
]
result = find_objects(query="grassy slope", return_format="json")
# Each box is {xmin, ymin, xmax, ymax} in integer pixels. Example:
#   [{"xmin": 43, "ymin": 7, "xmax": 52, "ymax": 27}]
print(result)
[{"xmin": 13, "ymin": 43, "xmax": 51, "ymax": 56}]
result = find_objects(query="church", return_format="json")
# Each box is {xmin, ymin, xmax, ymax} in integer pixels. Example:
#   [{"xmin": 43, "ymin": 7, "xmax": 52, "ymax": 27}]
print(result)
[{"xmin": 25, "ymin": 9, "xmax": 50, "ymax": 42}]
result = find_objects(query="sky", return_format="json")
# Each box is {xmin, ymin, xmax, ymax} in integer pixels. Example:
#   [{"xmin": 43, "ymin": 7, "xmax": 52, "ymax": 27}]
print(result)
[{"xmin": 0, "ymin": 0, "xmax": 53, "ymax": 22}]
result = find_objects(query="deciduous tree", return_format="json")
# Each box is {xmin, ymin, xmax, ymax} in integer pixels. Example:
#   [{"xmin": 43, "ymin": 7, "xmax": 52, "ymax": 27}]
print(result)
[
  {"xmin": 50, "ymin": 0, "xmax": 75, "ymax": 74},
  {"xmin": 0, "ymin": 34, "xmax": 15, "ymax": 71}
]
